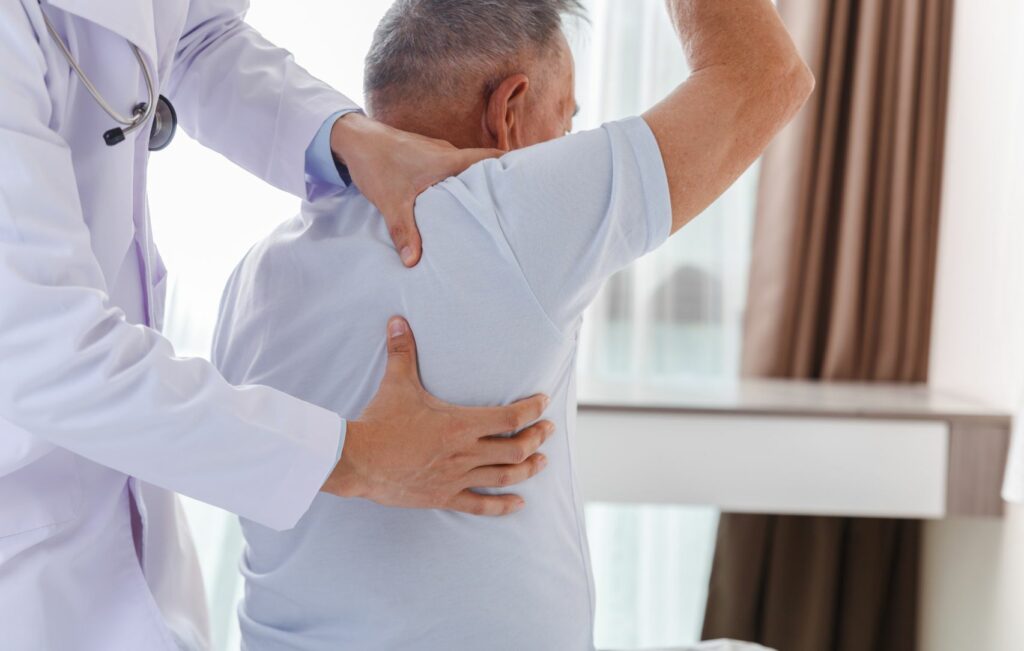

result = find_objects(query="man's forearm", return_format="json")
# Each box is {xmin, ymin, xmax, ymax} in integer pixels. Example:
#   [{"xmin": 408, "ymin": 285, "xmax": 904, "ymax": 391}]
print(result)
[
  {"xmin": 668, "ymin": 0, "xmax": 807, "ymax": 79},
  {"xmin": 645, "ymin": 0, "xmax": 814, "ymax": 232}
]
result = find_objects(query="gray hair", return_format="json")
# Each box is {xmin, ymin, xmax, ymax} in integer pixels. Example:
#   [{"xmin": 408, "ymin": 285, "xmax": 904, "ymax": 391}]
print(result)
[{"xmin": 364, "ymin": 0, "xmax": 585, "ymax": 108}]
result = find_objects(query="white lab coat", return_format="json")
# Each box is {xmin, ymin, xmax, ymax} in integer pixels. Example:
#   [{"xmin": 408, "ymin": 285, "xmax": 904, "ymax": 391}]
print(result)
[{"xmin": 0, "ymin": 1, "xmax": 355, "ymax": 649}]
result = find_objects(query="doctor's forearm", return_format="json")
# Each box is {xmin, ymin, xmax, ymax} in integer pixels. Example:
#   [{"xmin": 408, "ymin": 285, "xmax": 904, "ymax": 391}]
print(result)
[{"xmin": 169, "ymin": 1, "xmax": 359, "ymax": 198}]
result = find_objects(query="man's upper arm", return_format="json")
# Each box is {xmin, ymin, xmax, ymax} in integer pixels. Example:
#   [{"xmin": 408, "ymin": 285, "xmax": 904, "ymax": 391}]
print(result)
[
  {"xmin": 456, "ymin": 118, "xmax": 672, "ymax": 333},
  {"xmin": 642, "ymin": 1, "xmax": 814, "ymax": 233}
]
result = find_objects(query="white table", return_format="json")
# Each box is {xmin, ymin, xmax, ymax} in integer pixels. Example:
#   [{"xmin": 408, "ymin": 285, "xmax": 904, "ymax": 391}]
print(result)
[{"xmin": 576, "ymin": 378, "xmax": 1012, "ymax": 518}]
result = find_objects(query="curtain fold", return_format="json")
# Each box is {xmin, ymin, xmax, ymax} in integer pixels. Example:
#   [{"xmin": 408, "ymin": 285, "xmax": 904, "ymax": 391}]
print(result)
[{"xmin": 702, "ymin": 0, "xmax": 954, "ymax": 649}]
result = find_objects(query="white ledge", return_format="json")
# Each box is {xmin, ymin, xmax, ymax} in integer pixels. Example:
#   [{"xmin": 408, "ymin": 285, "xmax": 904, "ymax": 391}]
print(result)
[
  {"xmin": 575, "ymin": 378, "xmax": 1011, "ymax": 518},
  {"xmin": 578, "ymin": 377, "xmax": 1007, "ymax": 421}
]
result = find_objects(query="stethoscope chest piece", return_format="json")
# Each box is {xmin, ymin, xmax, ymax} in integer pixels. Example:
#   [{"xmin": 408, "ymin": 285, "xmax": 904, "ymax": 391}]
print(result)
[
  {"xmin": 148, "ymin": 95, "xmax": 178, "ymax": 151},
  {"xmin": 101, "ymin": 97, "xmax": 176, "ymax": 150}
]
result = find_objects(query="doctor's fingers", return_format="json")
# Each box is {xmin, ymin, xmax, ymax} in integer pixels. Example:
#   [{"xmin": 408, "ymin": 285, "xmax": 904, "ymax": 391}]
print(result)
[
  {"xmin": 446, "ymin": 489, "xmax": 526, "ymax": 517},
  {"xmin": 468, "ymin": 421, "xmax": 555, "ymax": 467},
  {"xmin": 446, "ymin": 147, "xmax": 505, "ymax": 172},
  {"xmin": 385, "ymin": 147, "xmax": 502, "ymax": 268},
  {"xmin": 463, "ymin": 453, "xmax": 548, "ymax": 490},
  {"xmin": 451, "ymin": 396, "xmax": 552, "ymax": 442}
]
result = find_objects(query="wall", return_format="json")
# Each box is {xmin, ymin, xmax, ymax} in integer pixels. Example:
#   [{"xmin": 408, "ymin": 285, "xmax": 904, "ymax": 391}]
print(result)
[{"xmin": 922, "ymin": 0, "xmax": 1024, "ymax": 648}]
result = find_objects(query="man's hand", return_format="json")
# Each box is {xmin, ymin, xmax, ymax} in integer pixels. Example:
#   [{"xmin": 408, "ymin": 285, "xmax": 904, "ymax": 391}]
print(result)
[
  {"xmin": 330, "ymin": 113, "xmax": 502, "ymax": 267},
  {"xmin": 322, "ymin": 317, "xmax": 552, "ymax": 516}
]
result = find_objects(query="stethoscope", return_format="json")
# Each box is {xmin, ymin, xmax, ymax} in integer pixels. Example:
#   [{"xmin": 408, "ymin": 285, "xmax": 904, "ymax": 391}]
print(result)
[{"xmin": 39, "ymin": 3, "xmax": 177, "ymax": 151}]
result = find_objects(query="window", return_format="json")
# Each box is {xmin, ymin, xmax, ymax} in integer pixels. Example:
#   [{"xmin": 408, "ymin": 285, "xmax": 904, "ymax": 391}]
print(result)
[{"xmin": 150, "ymin": 2, "xmax": 757, "ymax": 648}]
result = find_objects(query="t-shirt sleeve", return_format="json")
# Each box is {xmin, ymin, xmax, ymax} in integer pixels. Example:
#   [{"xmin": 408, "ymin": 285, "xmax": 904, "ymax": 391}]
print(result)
[{"xmin": 447, "ymin": 116, "xmax": 672, "ymax": 333}]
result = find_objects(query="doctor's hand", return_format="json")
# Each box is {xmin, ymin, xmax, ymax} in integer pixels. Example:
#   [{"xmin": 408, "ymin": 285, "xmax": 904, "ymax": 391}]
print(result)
[
  {"xmin": 329, "ymin": 113, "xmax": 502, "ymax": 267},
  {"xmin": 321, "ymin": 317, "xmax": 553, "ymax": 516}
]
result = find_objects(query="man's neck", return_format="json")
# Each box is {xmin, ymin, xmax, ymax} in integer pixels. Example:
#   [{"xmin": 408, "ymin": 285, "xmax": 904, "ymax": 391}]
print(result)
[{"xmin": 371, "ymin": 104, "xmax": 490, "ymax": 151}]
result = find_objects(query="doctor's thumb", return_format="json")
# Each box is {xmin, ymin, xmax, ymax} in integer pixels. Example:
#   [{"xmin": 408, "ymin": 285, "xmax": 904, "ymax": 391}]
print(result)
[
  {"xmin": 384, "ymin": 316, "xmax": 421, "ymax": 382},
  {"xmin": 389, "ymin": 212, "xmax": 422, "ymax": 268}
]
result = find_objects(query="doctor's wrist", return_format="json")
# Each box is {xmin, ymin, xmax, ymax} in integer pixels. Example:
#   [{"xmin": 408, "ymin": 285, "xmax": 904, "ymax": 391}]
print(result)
[
  {"xmin": 320, "ymin": 420, "xmax": 369, "ymax": 499},
  {"xmin": 327, "ymin": 112, "xmax": 373, "ymax": 170}
]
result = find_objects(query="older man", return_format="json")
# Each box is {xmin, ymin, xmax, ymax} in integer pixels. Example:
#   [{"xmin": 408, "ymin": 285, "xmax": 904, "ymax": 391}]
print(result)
[{"xmin": 213, "ymin": 0, "xmax": 812, "ymax": 649}]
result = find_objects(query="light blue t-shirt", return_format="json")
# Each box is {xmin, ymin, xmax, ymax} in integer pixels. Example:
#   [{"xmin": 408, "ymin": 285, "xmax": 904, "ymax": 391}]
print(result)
[{"xmin": 212, "ymin": 116, "xmax": 671, "ymax": 651}]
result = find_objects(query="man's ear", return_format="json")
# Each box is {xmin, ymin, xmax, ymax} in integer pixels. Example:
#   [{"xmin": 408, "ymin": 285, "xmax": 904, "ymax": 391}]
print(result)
[{"xmin": 483, "ymin": 74, "xmax": 530, "ymax": 152}]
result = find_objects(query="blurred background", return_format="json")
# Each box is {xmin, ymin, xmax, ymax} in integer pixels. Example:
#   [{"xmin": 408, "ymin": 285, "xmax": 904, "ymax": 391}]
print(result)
[{"xmin": 147, "ymin": 1, "xmax": 1024, "ymax": 650}]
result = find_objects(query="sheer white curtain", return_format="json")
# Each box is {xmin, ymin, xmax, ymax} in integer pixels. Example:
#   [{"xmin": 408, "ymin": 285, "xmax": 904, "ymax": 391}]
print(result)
[
  {"xmin": 572, "ymin": 1, "xmax": 754, "ymax": 648},
  {"xmin": 149, "ymin": 2, "xmax": 755, "ymax": 649},
  {"xmin": 573, "ymin": 0, "xmax": 756, "ymax": 384}
]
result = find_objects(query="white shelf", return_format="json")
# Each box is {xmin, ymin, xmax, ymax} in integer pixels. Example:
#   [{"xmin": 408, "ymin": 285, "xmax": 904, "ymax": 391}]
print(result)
[
  {"xmin": 575, "ymin": 378, "xmax": 1011, "ymax": 518},
  {"xmin": 578, "ymin": 377, "xmax": 1006, "ymax": 420}
]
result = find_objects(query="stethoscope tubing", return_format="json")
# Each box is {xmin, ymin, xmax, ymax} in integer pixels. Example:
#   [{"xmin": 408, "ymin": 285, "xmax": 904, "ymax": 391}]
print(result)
[{"xmin": 38, "ymin": 2, "xmax": 158, "ymax": 139}]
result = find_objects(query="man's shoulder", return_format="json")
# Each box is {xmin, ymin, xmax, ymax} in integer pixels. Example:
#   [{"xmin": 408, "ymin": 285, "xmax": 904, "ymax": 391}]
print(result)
[
  {"xmin": 459, "ymin": 124, "xmax": 615, "ymax": 181},
  {"xmin": 439, "ymin": 119, "xmax": 656, "ymax": 210}
]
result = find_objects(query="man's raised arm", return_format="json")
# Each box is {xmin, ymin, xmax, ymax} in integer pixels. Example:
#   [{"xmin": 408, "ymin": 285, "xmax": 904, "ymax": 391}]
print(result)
[{"xmin": 644, "ymin": 0, "xmax": 814, "ymax": 233}]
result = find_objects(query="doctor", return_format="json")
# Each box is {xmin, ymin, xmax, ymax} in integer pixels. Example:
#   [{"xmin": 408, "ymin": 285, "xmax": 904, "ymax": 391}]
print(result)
[{"xmin": 0, "ymin": 1, "xmax": 555, "ymax": 649}]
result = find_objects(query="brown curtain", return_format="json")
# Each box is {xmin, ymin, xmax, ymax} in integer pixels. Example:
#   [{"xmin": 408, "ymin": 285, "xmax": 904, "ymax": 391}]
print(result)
[{"xmin": 701, "ymin": 0, "xmax": 954, "ymax": 649}]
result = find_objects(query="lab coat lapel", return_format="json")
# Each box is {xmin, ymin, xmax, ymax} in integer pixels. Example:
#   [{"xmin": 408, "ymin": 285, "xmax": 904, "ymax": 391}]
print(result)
[{"xmin": 44, "ymin": 0, "xmax": 158, "ymax": 65}]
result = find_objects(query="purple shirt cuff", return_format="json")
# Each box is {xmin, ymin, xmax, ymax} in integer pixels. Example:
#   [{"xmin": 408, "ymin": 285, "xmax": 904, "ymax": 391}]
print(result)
[{"xmin": 304, "ymin": 108, "xmax": 364, "ymax": 190}]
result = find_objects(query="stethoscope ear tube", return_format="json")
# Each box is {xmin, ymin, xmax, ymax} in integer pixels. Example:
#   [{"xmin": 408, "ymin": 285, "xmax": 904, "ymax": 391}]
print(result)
[
  {"xmin": 38, "ymin": 1, "xmax": 176, "ymax": 151},
  {"xmin": 103, "ymin": 127, "xmax": 127, "ymax": 146},
  {"xmin": 104, "ymin": 102, "xmax": 148, "ymax": 146}
]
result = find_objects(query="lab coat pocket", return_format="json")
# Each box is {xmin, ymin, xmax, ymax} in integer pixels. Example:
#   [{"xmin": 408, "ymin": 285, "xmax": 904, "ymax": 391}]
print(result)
[{"xmin": 0, "ymin": 446, "xmax": 82, "ymax": 546}]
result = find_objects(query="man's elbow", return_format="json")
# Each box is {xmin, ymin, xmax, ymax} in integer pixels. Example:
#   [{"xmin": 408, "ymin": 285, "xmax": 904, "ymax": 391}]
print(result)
[
  {"xmin": 791, "ymin": 58, "xmax": 816, "ymax": 105},
  {"xmin": 772, "ymin": 55, "xmax": 815, "ymax": 117}
]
